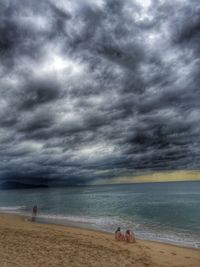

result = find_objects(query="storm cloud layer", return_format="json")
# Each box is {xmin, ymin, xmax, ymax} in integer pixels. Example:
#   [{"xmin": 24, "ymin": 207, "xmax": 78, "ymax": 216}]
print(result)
[{"xmin": 0, "ymin": 0, "xmax": 200, "ymax": 186}]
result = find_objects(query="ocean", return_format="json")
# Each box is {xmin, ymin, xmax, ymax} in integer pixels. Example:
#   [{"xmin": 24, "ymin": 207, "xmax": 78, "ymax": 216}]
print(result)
[{"xmin": 0, "ymin": 181, "xmax": 200, "ymax": 248}]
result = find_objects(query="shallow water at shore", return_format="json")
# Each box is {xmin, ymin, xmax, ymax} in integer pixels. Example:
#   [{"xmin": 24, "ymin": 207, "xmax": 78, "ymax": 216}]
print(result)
[{"xmin": 0, "ymin": 181, "xmax": 200, "ymax": 247}]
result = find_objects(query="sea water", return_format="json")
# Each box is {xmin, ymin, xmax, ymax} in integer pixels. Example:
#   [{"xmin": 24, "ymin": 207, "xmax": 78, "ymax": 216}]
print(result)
[{"xmin": 0, "ymin": 181, "xmax": 200, "ymax": 248}]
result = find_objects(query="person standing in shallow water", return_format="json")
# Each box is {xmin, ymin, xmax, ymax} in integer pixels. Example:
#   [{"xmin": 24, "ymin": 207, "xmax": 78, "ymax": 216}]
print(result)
[{"xmin": 32, "ymin": 205, "xmax": 37, "ymax": 222}]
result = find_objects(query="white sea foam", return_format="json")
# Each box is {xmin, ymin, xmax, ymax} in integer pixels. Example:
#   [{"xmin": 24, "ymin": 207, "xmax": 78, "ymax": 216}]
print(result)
[
  {"xmin": 38, "ymin": 214, "xmax": 126, "ymax": 227},
  {"xmin": 135, "ymin": 229, "xmax": 200, "ymax": 248},
  {"xmin": 0, "ymin": 206, "xmax": 26, "ymax": 212}
]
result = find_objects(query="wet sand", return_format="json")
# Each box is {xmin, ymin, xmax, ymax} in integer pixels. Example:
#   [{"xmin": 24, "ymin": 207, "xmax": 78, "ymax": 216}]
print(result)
[{"xmin": 0, "ymin": 213, "xmax": 199, "ymax": 267}]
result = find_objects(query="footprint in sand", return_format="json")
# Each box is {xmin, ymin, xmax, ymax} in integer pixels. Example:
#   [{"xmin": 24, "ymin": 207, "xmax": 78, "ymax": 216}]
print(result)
[
  {"xmin": 171, "ymin": 252, "xmax": 176, "ymax": 255},
  {"xmin": 160, "ymin": 251, "xmax": 164, "ymax": 254},
  {"xmin": 184, "ymin": 256, "xmax": 191, "ymax": 259}
]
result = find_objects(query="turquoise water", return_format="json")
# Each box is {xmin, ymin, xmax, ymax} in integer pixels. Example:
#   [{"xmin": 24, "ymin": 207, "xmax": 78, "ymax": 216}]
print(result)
[{"xmin": 0, "ymin": 181, "xmax": 200, "ymax": 247}]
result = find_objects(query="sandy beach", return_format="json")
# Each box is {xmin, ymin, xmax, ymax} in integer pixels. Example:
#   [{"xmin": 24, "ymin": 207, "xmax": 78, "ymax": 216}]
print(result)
[{"xmin": 0, "ymin": 213, "xmax": 199, "ymax": 267}]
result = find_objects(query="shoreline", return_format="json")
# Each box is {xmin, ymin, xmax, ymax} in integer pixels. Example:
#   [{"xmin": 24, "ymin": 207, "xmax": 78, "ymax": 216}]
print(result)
[
  {"xmin": 36, "ymin": 215, "xmax": 200, "ymax": 250},
  {"xmin": 1, "ymin": 211, "xmax": 200, "ymax": 249},
  {"xmin": 0, "ymin": 213, "xmax": 200, "ymax": 267}
]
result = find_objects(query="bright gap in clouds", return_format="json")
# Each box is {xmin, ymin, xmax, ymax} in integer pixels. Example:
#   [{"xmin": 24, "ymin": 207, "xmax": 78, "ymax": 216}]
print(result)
[
  {"xmin": 43, "ymin": 54, "xmax": 84, "ymax": 75},
  {"xmin": 32, "ymin": 42, "xmax": 86, "ymax": 77},
  {"xmin": 74, "ymin": 143, "xmax": 116, "ymax": 160},
  {"xmin": 136, "ymin": 0, "xmax": 152, "ymax": 8}
]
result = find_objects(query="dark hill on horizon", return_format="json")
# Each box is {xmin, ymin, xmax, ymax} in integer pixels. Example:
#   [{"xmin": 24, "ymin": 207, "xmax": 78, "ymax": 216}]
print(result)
[{"xmin": 0, "ymin": 181, "xmax": 48, "ymax": 190}]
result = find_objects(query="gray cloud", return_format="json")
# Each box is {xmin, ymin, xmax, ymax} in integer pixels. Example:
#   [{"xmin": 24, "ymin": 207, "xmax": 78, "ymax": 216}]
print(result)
[{"xmin": 0, "ymin": 0, "xmax": 200, "ymax": 186}]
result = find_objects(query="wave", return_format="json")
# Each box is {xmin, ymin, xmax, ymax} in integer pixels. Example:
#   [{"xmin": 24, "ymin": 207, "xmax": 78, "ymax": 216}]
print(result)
[
  {"xmin": 37, "ymin": 214, "xmax": 127, "ymax": 227},
  {"xmin": 138, "ymin": 231, "xmax": 200, "ymax": 248},
  {"xmin": 0, "ymin": 206, "xmax": 26, "ymax": 212}
]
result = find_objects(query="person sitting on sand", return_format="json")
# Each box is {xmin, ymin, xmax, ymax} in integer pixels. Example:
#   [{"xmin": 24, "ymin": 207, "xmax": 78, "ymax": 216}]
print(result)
[
  {"xmin": 125, "ymin": 230, "xmax": 136, "ymax": 243},
  {"xmin": 115, "ymin": 227, "xmax": 124, "ymax": 241},
  {"xmin": 32, "ymin": 205, "xmax": 37, "ymax": 222}
]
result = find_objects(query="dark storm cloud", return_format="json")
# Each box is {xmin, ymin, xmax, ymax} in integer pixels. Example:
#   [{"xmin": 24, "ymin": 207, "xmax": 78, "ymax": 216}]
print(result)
[
  {"xmin": 18, "ymin": 77, "xmax": 61, "ymax": 111},
  {"xmin": 0, "ymin": 0, "xmax": 200, "ymax": 186}
]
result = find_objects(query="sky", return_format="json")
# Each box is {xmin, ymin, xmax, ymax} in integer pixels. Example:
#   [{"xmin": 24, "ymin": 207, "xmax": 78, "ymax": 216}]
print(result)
[{"xmin": 0, "ymin": 0, "xmax": 200, "ymax": 186}]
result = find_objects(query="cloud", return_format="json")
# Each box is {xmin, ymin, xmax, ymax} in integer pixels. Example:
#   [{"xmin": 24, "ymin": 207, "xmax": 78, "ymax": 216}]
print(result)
[{"xmin": 0, "ymin": 0, "xmax": 200, "ymax": 186}]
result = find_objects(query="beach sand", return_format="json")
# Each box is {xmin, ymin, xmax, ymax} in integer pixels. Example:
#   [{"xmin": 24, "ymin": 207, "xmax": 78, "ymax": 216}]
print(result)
[{"xmin": 0, "ymin": 213, "xmax": 199, "ymax": 267}]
